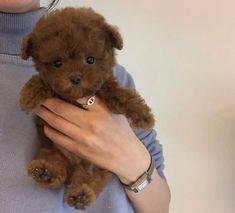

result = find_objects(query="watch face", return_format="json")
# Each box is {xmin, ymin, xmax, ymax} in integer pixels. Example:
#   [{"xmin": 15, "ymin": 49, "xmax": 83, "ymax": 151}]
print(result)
[
  {"xmin": 137, "ymin": 179, "xmax": 149, "ymax": 191},
  {"xmin": 123, "ymin": 156, "xmax": 154, "ymax": 193}
]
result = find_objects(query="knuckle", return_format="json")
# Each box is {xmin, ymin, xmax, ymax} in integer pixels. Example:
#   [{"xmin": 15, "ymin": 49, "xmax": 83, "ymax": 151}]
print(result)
[
  {"xmin": 89, "ymin": 137, "xmax": 103, "ymax": 151},
  {"xmin": 82, "ymin": 134, "xmax": 100, "ymax": 150},
  {"xmin": 91, "ymin": 140, "xmax": 102, "ymax": 150},
  {"xmin": 88, "ymin": 120, "xmax": 102, "ymax": 133},
  {"xmin": 83, "ymin": 133, "xmax": 95, "ymax": 143},
  {"xmin": 88, "ymin": 120, "xmax": 97, "ymax": 128}
]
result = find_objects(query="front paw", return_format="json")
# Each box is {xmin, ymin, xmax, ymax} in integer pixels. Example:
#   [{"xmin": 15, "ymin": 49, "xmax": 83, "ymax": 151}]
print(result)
[
  {"xmin": 20, "ymin": 94, "xmax": 43, "ymax": 112},
  {"xmin": 130, "ymin": 110, "xmax": 155, "ymax": 130},
  {"xmin": 28, "ymin": 159, "xmax": 66, "ymax": 189},
  {"xmin": 66, "ymin": 184, "xmax": 96, "ymax": 210},
  {"xmin": 20, "ymin": 75, "xmax": 53, "ymax": 112}
]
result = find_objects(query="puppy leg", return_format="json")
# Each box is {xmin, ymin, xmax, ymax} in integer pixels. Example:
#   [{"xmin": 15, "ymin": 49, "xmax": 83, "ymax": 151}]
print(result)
[
  {"xmin": 97, "ymin": 79, "xmax": 155, "ymax": 130},
  {"xmin": 20, "ymin": 75, "xmax": 54, "ymax": 112},
  {"xmin": 27, "ymin": 117, "xmax": 70, "ymax": 189},
  {"xmin": 28, "ymin": 147, "xmax": 69, "ymax": 188},
  {"xmin": 65, "ymin": 161, "xmax": 112, "ymax": 210}
]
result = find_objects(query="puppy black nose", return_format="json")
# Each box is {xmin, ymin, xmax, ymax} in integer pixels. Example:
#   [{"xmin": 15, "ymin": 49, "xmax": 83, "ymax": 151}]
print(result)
[{"xmin": 70, "ymin": 75, "xmax": 81, "ymax": 85}]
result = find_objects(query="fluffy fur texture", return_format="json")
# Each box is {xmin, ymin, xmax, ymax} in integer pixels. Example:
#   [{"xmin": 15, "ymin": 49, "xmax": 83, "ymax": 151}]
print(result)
[{"xmin": 20, "ymin": 7, "xmax": 155, "ymax": 210}]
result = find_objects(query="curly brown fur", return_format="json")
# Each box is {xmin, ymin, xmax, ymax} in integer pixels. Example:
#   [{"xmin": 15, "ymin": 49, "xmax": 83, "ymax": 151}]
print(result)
[
  {"xmin": 97, "ymin": 76, "xmax": 155, "ymax": 129},
  {"xmin": 20, "ymin": 7, "xmax": 155, "ymax": 210},
  {"xmin": 66, "ymin": 161, "xmax": 112, "ymax": 209},
  {"xmin": 20, "ymin": 75, "xmax": 54, "ymax": 112}
]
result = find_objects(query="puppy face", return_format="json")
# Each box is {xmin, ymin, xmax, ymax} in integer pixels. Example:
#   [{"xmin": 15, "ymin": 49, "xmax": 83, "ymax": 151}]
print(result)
[{"xmin": 21, "ymin": 7, "xmax": 123, "ymax": 101}]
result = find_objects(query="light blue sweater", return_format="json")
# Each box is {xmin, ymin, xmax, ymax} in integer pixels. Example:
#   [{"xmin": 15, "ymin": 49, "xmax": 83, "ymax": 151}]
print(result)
[{"xmin": 0, "ymin": 8, "xmax": 165, "ymax": 213}]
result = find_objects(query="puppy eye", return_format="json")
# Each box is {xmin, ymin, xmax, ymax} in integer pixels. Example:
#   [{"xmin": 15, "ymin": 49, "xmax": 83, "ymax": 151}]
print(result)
[
  {"xmin": 53, "ymin": 59, "xmax": 63, "ymax": 68},
  {"xmin": 85, "ymin": 56, "xmax": 96, "ymax": 65}
]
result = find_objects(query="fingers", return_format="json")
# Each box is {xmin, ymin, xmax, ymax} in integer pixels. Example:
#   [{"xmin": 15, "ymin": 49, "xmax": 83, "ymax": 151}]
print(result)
[
  {"xmin": 41, "ymin": 98, "xmax": 89, "ymax": 126},
  {"xmin": 36, "ymin": 106, "xmax": 83, "ymax": 140},
  {"xmin": 41, "ymin": 97, "xmax": 104, "ymax": 127},
  {"xmin": 44, "ymin": 126, "xmax": 84, "ymax": 157}
]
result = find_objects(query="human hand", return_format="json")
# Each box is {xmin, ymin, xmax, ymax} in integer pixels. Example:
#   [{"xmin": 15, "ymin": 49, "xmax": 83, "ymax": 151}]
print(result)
[{"xmin": 36, "ymin": 97, "xmax": 151, "ymax": 184}]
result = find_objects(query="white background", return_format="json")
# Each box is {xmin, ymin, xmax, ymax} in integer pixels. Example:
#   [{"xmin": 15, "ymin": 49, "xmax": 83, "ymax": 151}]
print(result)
[{"xmin": 42, "ymin": 0, "xmax": 235, "ymax": 212}]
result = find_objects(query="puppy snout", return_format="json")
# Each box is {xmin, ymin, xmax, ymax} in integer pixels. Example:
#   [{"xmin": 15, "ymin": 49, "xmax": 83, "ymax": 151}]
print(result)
[{"xmin": 70, "ymin": 75, "xmax": 81, "ymax": 85}]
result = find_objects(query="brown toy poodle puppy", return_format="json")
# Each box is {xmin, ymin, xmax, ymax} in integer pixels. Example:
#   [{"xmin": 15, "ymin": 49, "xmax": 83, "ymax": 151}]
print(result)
[{"xmin": 19, "ymin": 7, "xmax": 155, "ymax": 210}]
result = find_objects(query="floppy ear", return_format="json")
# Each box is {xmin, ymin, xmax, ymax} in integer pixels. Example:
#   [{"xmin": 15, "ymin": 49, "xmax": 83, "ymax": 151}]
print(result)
[
  {"xmin": 105, "ymin": 23, "xmax": 123, "ymax": 50},
  {"xmin": 21, "ymin": 34, "xmax": 34, "ymax": 60}
]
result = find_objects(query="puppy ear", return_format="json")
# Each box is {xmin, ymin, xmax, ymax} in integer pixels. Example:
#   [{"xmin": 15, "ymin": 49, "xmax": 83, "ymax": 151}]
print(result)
[
  {"xmin": 21, "ymin": 34, "xmax": 34, "ymax": 60},
  {"xmin": 105, "ymin": 24, "xmax": 123, "ymax": 50}
]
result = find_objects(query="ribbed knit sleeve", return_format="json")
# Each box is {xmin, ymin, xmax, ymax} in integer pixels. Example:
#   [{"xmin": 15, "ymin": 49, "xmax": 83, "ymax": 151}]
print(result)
[
  {"xmin": 113, "ymin": 64, "xmax": 166, "ymax": 179},
  {"xmin": 133, "ymin": 128, "xmax": 165, "ymax": 179}
]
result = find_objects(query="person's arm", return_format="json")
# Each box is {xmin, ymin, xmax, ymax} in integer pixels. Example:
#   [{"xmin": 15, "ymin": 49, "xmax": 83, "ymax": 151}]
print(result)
[
  {"xmin": 114, "ymin": 65, "xmax": 170, "ymax": 212},
  {"xmin": 119, "ymin": 128, "xmax": 170, "ymax": 213},
  {"xmin": 125, "ymin": 169, "xmax": 170, "ymax": 213}
]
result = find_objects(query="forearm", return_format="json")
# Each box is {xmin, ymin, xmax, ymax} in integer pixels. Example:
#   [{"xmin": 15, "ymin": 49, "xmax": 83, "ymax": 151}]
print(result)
[
  {"xmin": 115, "ymin": 137, "xmax": 170, "ymax": 213},
  {"xmin": 125, "ymin": 170, "xmax": 170, "ymax": 213}
]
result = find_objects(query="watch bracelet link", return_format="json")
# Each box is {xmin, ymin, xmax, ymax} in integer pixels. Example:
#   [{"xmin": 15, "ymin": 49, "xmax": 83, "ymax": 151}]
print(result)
[{"xmin": 120, "ymin": 154, "xmax": 155, "ymax": 193}]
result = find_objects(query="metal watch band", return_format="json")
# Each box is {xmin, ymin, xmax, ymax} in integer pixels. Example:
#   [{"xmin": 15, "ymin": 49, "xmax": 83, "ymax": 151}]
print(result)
[{"xmin": 120, "ymin": 155, "xmax": 155, "ymax": 193}]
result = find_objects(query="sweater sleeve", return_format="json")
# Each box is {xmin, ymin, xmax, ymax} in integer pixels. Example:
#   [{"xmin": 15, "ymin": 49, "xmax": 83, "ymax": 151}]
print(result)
[{"xmin": 113, "ymin": 64, "xmax": 166, "ymax": 179}]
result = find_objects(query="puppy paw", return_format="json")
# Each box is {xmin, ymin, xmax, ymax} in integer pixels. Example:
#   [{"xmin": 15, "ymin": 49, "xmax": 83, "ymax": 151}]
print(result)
[
  {"xmin": 28, "ymin": 159, "xmax": 66, "ymax": 189},
  {"xmin": 20, "ymin": 75, "xmax": 53, "ymax": 112},
  {"xmin": 31, "ymin": 167, "xmax": 52, "ymax": 182},
  {"xmin": 131, "ymin": 113, "xmax": 155, "ymax": 130},
  {"xmin": 66, "ymin": 184, "xmax": 96, "ymax": 210},
  {"xmin": 20, "ymin": 96, "xmax": 43, "ymax": 112}
]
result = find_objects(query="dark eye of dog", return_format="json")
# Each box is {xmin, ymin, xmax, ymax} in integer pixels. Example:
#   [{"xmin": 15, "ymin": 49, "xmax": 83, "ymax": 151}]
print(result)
[
  {"xmin": 85, "ymin": 56, "xmax": 96, "ymax": 65},
  {"xmin": 53, "ymin": 59, "xmax": 63, "ymax": 68}
]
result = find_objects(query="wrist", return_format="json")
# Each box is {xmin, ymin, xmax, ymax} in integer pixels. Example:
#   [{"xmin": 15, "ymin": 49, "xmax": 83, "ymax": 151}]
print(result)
[
  {"xmin": 120, "ymin": 154, "xmax": 155, "ymax": 193},
  {"xmin": 118, "ymin": 150, "xmax": 151, "ymax": 185}
]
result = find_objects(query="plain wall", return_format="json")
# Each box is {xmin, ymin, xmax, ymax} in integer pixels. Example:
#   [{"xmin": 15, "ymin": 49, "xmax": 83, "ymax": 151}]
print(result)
[{"xmin": 43, "ymin": 0, "xmax": 235, "ymax": 212}]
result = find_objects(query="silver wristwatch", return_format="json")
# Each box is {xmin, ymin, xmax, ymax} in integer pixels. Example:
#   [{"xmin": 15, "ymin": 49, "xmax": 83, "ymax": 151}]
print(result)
[{"xmin": 120, "ymin": 155, "xmax": 155, "ymax": 193}]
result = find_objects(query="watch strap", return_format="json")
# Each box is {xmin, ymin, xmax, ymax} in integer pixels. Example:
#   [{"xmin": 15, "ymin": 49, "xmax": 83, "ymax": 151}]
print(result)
[{"xmin": 120, "ymin": 155, "xmax": 155, "ymax": 193}]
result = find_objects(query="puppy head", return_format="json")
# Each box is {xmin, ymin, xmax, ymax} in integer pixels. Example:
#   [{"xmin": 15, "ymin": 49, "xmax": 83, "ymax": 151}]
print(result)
[{"xmin": 21, "ymin": 7, "xmax": 123, "ymax": 100}]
